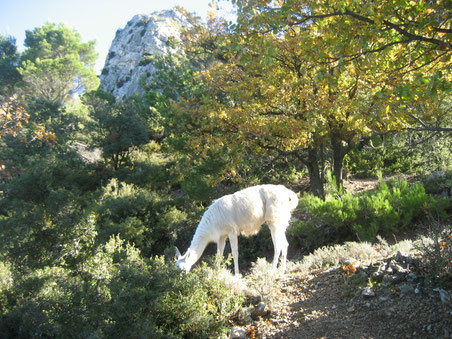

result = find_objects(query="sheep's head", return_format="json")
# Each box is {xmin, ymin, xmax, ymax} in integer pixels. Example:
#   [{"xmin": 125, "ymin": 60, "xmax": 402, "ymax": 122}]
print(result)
[{"xmin": 175, "ymin": 247, "xmax": 195, "ymax": 273}]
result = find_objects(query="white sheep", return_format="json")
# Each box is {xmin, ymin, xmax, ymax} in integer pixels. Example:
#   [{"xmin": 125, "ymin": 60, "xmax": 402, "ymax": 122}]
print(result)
[{"xmin": 176, "ymin": 184, "xmax": 299, "ymax": 275}]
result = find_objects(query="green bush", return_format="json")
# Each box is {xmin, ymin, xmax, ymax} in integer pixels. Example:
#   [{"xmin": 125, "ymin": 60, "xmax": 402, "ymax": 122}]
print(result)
[
  {"xmin": 0, "ymin": 152, "xmax": 101, "ymax": 269},
  {"xmin": 416, "ymin": 221, "xmax": 452, "ymax": 289},
  {"xmin": 139, "ymin": 55, "xmax": 153, "ymax": 66},
  {"xmin": 153, "ymin": 261, "xmax": 244, "ymax": 338},
  {"xmin": 289, "ymin": 179, "xmax": 451, "ymax": 248},
  {"xmin": 0, "ymin": 262, "xmax": 13, "ymax": 315},
  {"xmin": 345, "ymin": 131, "xmax": 452, "ymax": 178},
  {"xmin": 422, "ymin": 170, "xmax": 452, "ymax": 196},
  {"xmin": 0, "ymin": 236, "xmax": 245, "ymax": 338},
  {"xmin": 96, "ymin": 179, "xmax": 187, "ymax": 257}
]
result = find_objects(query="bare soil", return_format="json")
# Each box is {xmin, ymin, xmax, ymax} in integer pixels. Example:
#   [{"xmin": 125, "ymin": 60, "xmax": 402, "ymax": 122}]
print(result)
[{"xmin": 248, "ymin": 268, "xmax": 451, "ymax": 339}]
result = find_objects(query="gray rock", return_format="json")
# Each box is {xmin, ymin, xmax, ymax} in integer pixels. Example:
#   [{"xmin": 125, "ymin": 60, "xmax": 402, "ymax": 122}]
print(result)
[
  {"xmin": 433, "ymin": 288, "xmax": 450, "ymax": 304},
  {"xmin": 251, "ymin": 302, "xmax": 268, "ymax": 320},
  {"xmin": 362, "ymin": 287, "xmax": 376, "ymax": 298},
  {"xmin": 100, "ymin": 9, "xmax": 191, "ymax": 99},
  {"xmin": 406, "ymin": 273, "xmax": 417, "ymax": 282},
  {"xmin": 398, "ymin": 283, "xmax": 415, "ymax": 294},
  {"xmin": 383, "ymin": 274, "xmax": 403, "ymax": 284},
  {"xmin": 230, "ymin": 327, "xmax": 246, "ymax": 339}
]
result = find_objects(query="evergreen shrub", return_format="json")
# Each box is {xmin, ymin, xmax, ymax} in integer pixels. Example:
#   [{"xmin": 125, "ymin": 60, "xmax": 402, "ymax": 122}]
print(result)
[
  {"xmin": 96, "ymin": 179, "xmax": 187, "ymax": 257},
  {"xmin": 0, "ymin": 236, "xmax": 245, "ymax": 338},
  {"xmin": 289, "ymin": 179, "xmax": 451, "ymax": 248}
]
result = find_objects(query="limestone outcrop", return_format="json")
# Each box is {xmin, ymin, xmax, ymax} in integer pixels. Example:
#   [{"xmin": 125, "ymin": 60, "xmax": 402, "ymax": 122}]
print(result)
[{"xmin": 100, "ymin": 9, "xmax": 190, "ymax": 99}]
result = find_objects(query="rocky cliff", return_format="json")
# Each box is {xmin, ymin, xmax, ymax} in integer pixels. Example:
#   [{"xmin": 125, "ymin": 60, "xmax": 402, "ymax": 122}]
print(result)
[{"xmin": 100, "ymin": 9, "xmax": 190, "ymax": 99}]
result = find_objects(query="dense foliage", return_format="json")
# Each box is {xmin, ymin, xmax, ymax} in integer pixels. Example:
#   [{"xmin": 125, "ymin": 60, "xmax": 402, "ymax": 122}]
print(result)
[
  {"xmin": 19, "ymin": 23, "xmax": 99, "ymax": 104},
  {"xmin": 0, "ymin": 237, "xmax": 244, "ymax": 338},
  {"xmin": 0, "ymin": 1, "xmax": 451, "ymax": 337},
  {"xmin": 289, "ymin": 177, "xmax": 451, "ymax": 249},
  {"xmin": 176, "ymin": 0, "xmax": 451, "ymax": 197}
]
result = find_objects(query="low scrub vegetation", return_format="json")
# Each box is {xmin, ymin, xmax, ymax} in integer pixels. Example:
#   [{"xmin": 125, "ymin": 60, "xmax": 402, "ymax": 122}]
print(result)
[
  {"xmin": 0, "ymin": 237, "xmax": 245, "ymax": 338},
  {"xmin": 288, "ymin": 178, "xmax": 451, "ymax": 249}
]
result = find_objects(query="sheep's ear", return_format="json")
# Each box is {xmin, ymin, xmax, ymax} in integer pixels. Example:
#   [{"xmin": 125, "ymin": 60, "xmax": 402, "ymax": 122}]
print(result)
[{"xmin": 175, "ymin": 247, "xmax": 181, "ymax": 259}]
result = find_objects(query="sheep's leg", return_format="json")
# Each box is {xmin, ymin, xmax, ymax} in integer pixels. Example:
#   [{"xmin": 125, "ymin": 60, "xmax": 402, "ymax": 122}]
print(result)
[
  {"xmin": 214, "ymin": 235, "xmax": 228, "ymax": 269},
  {"xmin": 217, "ymin": 235, "xmax": 227, "ymax": 256},
  {"xmin": 269, "ymin": 222, "xmax": 289, "ymax": 273},
  {"xmin": 278, "ymin": 231, "xmax": 289, "ymax": 273},
  {"xmin": 228, "ymin": 233, "xmax": 240, "ymax": 275},
  {"xmin": 269, "ymin": 226, "xmax": 281, "ymax": 272}
]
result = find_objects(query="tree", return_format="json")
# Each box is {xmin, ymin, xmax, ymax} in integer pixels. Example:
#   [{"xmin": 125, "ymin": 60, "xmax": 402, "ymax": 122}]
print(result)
[
  {"xmin": 230, "ymin": 0, "xmax": 452, "ymax": 135},
  {"xmin": 0, "ymin": 95, "xmax": 63, "ymax": 182},
  {"xmin": 0, "ymin": 35, "xmax": 22, "ymax": 97},
  {"xmin": 138, "ymin": 52, "xmax": 204, "ymax": 144},
  {"xmin": 19, "ymin": 23, "xmax": 99, "ymax": 104},
  {"xmin": 177, "ymin": 0, "xmax": 451, "ymax": 197},
  {"xmin": 237, "ymin": 0, "xmax": 451, "ymax": 185},
  {"xmin": 137, "ymin": 44, "xmax": 244, "ymax": 201},
  {"xmin": 84, "ymin": 92, "xmax": 149, "ymax": 170}
]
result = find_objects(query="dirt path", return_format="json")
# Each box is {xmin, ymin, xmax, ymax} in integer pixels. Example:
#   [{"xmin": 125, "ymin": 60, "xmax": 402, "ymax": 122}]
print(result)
[{"xmin": 250, "ymin": 268, "xmax": 451, "ymax": 339}]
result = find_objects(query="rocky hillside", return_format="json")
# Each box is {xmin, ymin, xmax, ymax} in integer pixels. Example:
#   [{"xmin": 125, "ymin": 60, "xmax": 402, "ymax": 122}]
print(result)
[
  {"xmin": 100, "ymin": 9, "xmax": 190, "ymax": 99},
  {"xmin": 232, "ymin": 239, "xmax": 451, "ymax": 339}
]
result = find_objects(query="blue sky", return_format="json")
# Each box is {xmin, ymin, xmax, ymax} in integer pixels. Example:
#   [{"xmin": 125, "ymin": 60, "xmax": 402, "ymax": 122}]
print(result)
[{"xmin": 0, "ymin": 0, "xmax": 234, "ymax": 74}]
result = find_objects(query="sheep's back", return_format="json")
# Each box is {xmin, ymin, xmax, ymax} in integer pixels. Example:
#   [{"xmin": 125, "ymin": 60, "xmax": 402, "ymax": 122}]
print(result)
[{"xmin": 197, "ymin": 185, "xmax": 298, "ymax": 238}]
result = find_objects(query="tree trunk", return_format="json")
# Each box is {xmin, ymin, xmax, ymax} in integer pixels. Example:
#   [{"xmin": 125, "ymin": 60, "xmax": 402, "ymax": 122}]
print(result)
[
  {"xmin": 331, "ymin": 135, "xmax": 348, "ymax": 189},
  {"xmin": 306, "ymin": 147, "xmax": 324, "ymax": 199}
]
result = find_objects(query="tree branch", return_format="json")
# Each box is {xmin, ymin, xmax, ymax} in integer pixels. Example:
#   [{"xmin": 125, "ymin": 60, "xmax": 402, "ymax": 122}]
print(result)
[
  {"xmin": 408, "ymin": 113, "xmax": 452, "ymax": 133},
  {"xmin": 288, "ymin": 8, "xmax": 452, "ymax": 52},
  {"xmin": 342, "ymin": 9, "xmax": 451, "ymax": 50},
  {"xmin": 408, "ymin": 126, "xmax": 452, "ymax": 132}
]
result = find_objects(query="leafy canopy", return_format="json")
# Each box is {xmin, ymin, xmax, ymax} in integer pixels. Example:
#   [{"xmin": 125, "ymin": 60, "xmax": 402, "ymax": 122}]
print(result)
[
  {"xmin": 175, "ymin": 0, "xmax": 451, "ymax": 195},
  {"xmin": 19, "ymin": 23, "xmax": 99, "ymax": 103},
  {"xmin": 0, "ymin": 35, "xmax": 21, "ymax": 97}
]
